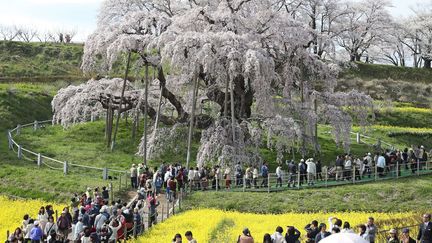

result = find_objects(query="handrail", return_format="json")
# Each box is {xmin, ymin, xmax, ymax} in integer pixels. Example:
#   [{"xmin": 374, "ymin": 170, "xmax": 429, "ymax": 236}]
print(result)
[{"xmin": 7, "ymin": 120, "xmax": 128, "ymax": 175}]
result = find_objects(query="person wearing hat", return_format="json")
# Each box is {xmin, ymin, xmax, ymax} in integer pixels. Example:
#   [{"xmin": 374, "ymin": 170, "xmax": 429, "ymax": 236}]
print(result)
[
  {"xmin": 130, "ymin": 164, "xmax": 138, "ymax": 189},
  {"xmin": 56, "ymin": 210, "xmax": 71, "ymax": 241},
  {"xmin": 238, "ymin": 228, "xmax": 254, "ymax": 243},
  {"xmin": 400, "ymin": 228, "xmax": 415, "ymax": 243},
  {"xmin": 30, "ymin": 221, "xmax": 43, "ymax": 243},
  {"xmin": 73, "ymin": 216, "xmax": 84, "ymax": 241},
  {"xmin": 418, "ymin": 213, "xmax": 432, "ymax": 243},
  {"xmin": 94, "ymin": 208, "xmax": 108, "ymax": 231},
  {"xmin": 314, "ymin": 223, "xmax": 330, "ymax": 242},
  {"xmin": 387, "ymin": 228, "xmax": 399, "ymax": 243}
]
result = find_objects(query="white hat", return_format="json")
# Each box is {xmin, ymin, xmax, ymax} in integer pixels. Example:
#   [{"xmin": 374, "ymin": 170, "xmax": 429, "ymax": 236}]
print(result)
[
  {"xmin": 367, "ymin": 152, "xmax": 371, "ymax": 156},
  {"xmin": 421, "ymin": 145, "xmax": 425, "ymax": 149},
  {"xmin": 389, "ymin": 229, "xmax": 397, "ymax": 234},
  {"xmin": 99, "ymin": 208, "xmax": 106, "ymax": 213},
  {"xmin": 300, "ymin": 159, "xmax": 304, "ymax": 162},
  {"xmin": 34, "ymin": 221, "xmax": 39, "ymax": 226}
]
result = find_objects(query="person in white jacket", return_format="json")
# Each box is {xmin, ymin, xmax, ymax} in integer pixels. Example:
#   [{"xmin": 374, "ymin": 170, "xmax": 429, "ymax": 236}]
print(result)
[
  {"xmin": 94, "ymin": 208, "xmax": 108, "ymax": 231},
  {"xmin": 73, "ymin": 217, "xmax": 84, "ymax": 241},
  {"xmin": 275, "ymin": 165, "xmax": 283, "ymax": 188},
  {"xmin": 109, "ymin": 219, "xmax": 123, "ymax": 242},
  {"xmin": 44, "ymin": 216, "xmax": 58, "ymax": 239},
  {"xmin": 305, "ymin": 158, "xmax": 316, "ymax": 186},
  {"xmin": 271, "ymin": 226, "xmax": 287, "ymax": 243}
]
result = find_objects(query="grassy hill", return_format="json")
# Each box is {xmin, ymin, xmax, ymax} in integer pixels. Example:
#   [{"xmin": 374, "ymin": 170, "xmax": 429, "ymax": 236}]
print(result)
[{"xmin": 0, "ymin": 41, "xmax": 84, "ymax": 81}]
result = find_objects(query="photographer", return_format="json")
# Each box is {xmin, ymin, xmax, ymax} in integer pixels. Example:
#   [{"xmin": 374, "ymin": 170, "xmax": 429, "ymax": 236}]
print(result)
[
  {"xmin": 238, "ymin": 228, "xmax": 254, "ymax": 243},
  {"xmin": 285, "ymin": 226, "xmax": 301, "ymax": 243}
]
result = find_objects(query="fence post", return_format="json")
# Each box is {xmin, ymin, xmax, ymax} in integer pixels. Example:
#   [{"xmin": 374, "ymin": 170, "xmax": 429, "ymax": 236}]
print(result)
[
  {"xmin": 109, "ymin": 183, "xmax": 114, "ymax": 203},
  {"xmin": 352, "ymin": 167, "xmax": 355, "ymax": 184},
  {"xmin": 119, "ymin": 174, "xmax": 122, "ymax": 189},
  {"xmin": 325, "ymin": 170, "xmax": 328, "ymax": 188},
  {"xmin": 8, "ymin": 131, "xmax": 12, "ymax": 150},
  {"xmin": 356, "ymin": 132, "xmax": 360, "ymax": 143},
  {"xmin": 243, "ymin": 175, "xmax": 246, "ymax": 192},
  {"xmin": 37, "ymin": 153, "xmax": 42, "ymax": 167},
  {"xmin": 267, "ymin": 174, "xmax": 270, "ymax": 193},
  {"xmin": 125, "ymin": 171, "xmax": 128, "ymax": 188},
  {"xmin": 396, "ymin": 161, "xmax": 399, "ymax": 179},
  {"xmin": 375, "ymin": 163, "xmax": 378, "ymax": 181},
  {"xmin": 179, "ymin": 188, "xmax": 183, "ymax": 210},
  {"xmin": 63, "ymin": 161, "xmax": 68, "ymax": 175},
  {"xmin": 417, "ymin": 160, "xmax": 420, "ymax": 176},
  {"xmin": 123, "ymin": 224, "xmax": 127, "ymax": 243},
  {"xmin": 16, "ymin": 124, "xmax": 21, "ymax": 135},
  {"xmin": 103, "ymin": 168, "xmax": 108, "ymax": 180},
  {"xmin": 55, "ymin": 210, "xmax": 58, "ymax": 222},
  {"xmin": 166, "ymin": 200, "xmax": 169, "ymax": 219},
  {"xmin": 297, "ymin": 171, "xmax": 300, "ymax": 189},
  {"xmin": 173, "ymin": 200, "xmax": 176, "ymax": 215},
  {"xmin": 33, "ymin": 120, "xmax": 38, "ymax": 131},
  {"xmin": 17, "ymin": 145, "xmax": 22, "ymax": 159},
  {"xmin": 161, "ymin": 204, "xmax": 164, "ymax": 222},
  {"xmin": 6, "ymin": 230, "xmax": 9, "ymax": 241},
  {"xmin": 133, "ymin": 220, "xmax": 137, "ymax": 239},
  {"xmin": 216, "ymin": 176, "xmax": 219, "ymax": 192}
]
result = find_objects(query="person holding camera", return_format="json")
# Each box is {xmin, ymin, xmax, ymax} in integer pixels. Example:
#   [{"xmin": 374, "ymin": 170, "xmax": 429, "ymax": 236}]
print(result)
[
  {"xmin": 238, "ymin": 228, "xmax": 254, "ymax": 243},
  {"xmin": 285, "ymin": 226, "xmax": 301, "ymax": 243}
]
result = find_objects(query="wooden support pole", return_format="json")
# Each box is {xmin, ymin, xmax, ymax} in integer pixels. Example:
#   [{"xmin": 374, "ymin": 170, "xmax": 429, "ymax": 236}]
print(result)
[{"xmin": 111, "ymin": 52, "xmax": 132, "ymax": 151}]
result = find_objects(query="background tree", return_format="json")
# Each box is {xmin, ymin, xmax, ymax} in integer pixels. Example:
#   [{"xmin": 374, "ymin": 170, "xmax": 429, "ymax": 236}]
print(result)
[{"xmin": 55, "ymin": 0, "xmax": 373, "ymax": 168}]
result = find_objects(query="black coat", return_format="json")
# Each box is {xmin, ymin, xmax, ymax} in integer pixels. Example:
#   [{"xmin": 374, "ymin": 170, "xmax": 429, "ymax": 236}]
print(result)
[
  {"xmin": 418, "ymin": 222, "xmax": 432, "ymax": 243},
  {"xmin": 315, "ymin": 231, "xmax": 331, "ymax": 242}
]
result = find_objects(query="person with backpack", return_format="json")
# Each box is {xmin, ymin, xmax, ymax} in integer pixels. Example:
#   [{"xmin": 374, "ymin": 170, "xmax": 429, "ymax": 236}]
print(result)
[{"xmin": 98, "ymin": 221, "xmax": 113, "ymax": 243}]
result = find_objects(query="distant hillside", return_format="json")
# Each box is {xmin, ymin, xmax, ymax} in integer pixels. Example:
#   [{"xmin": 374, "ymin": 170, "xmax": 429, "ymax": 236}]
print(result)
[
  {"xmin": 1, "ymin": 41, "xmax": 432, "ymax": 107},
  {"xmin": 338, "ymin": 63, "xmax": 432, "ymax": 107},
  {"xmin": 0, "ymin": 41, "xmax": 84, "ymax": 81},
  {"xmin": 340, "ymin": 62, "xmax": 432, "ymax": 83}
]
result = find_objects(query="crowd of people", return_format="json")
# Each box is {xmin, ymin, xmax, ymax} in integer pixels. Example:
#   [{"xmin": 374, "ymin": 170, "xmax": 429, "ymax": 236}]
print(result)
[
  {"xmin": 6, "ymin": 186, "xmax": 161, "ymax": 243},
  {"xmin": 127, "ymin": 145, "xmax": 430, "ymax": 196},
  {"xmin": 237, "ymin": 213, "xmax": 432, "ymax": 243},
  {"xmin": 6, "ymin": 145, "xmax": 429, "ymax": 243}
]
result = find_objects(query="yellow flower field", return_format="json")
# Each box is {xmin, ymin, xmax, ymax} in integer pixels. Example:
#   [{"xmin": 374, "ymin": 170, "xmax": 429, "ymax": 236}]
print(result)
[
  {"xmin": 139, "ymin": 209, "xmax": 421, "ymax": 243},
  {"xmin": 0, "ymin": 196, "xmax": 65, "ymax": 237}
]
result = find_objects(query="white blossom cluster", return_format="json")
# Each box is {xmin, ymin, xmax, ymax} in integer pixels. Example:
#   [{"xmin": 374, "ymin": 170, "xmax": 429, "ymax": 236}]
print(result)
[{"xmin": 52, "ymin": 78, "xmax": 134, "ymax": 127}]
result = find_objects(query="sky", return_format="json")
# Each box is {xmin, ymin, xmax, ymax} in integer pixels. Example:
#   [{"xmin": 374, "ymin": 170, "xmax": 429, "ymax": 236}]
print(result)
[{"xmin": 0, "ymin": 0, "xmax": 429, "ymax": 42}]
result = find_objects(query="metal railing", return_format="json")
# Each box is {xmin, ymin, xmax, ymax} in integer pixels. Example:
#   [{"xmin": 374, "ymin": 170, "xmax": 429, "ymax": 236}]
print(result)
[
  {"xmin": 6, "ymin": 120, "xmax": 130, "ymax": 198},
  {"xmin": 184, "ymin": 159, "xmax": 432, "ymax": 193}
]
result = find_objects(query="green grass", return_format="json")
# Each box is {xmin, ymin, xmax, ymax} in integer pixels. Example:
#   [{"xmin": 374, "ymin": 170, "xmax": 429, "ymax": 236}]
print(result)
[
  {"xmin": 0, "ymin": 82, "xmax": 124, "ymax": 202},
  {"xmin": 182, "ymin": 174, "xmax": 432, "ymax": 213},
  {"xmin": 340, "ymin": 62, "xmax": 432, "ymax": 83}
]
